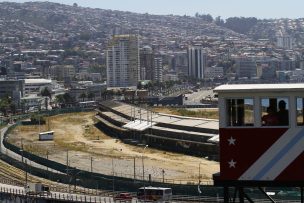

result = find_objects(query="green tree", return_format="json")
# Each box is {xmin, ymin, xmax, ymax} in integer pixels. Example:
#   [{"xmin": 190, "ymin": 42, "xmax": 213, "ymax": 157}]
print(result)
[
  {"xmin": 63, "ymin": 93, "xmax": 74, "ymax": 104},
  {"xmin": 0, "ymin": 97, "xmax": 10, "ymax": 116},
  {"xmin": 87, "ymin": 92, "xmax": 95, "ymax": 101},
  {"xmin": 55, "ymin": 94, "xmax": 64, "ymax": 107},
  {"xmin": 20, "ymin": 99, "xmax": 26, "ymax": 114},
  {"xmin": 41, "ymin": 87, "xmax": 52, "ymax": 100},
  {"xmin": 79, "ymin": 92, "xmax": 86, "ymax": 102}
]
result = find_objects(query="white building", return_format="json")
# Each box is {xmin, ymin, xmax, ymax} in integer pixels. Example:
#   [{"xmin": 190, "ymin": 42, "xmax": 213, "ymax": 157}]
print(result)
[
  {"xmin": 163, "ymin": 73, "xmax": 178, "ymax": 81},
  {"xmin": 205, "ymin": 66, "xmax": 224, "ymax": 79},
  {"xmin": 277, "ymin": 35, "xmax": 293, "ymax": 50},
  {"xmin": 106, "ymin": 34, "xmax": 140, "ymax": 88},
  {"xmin": 154, "ymin": 56, "xmax": 163, "ymax": 82},
  {"xmin": 21, "ymin": 94, "xmax": 44, "ymax": 110},
  {"xmin": 24, "ymin": 79, "xmax": 52, "ymax": 94},
  {"xmin": 187, "ymin": 46, "xmax": 206, "ymax": 79}
]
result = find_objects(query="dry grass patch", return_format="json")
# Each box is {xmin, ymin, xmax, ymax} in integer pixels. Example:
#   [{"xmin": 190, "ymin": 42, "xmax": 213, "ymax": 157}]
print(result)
[{"xmin": 153, "ymin": 107, "xmax": 219, "ymax": 119}]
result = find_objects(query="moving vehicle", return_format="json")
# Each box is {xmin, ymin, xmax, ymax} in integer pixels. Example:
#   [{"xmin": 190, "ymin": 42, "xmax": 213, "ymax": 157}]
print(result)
[
  {"xmin": 26, "ymin": 182, "xmax": 50, "ymax": 195},
  {"xmin": 113, "ymin": 192, "xmax": 133, "ymax": 202},
  {"xmin": 137, "ymin": 186, "xmax": 172, "ymax": 202}
]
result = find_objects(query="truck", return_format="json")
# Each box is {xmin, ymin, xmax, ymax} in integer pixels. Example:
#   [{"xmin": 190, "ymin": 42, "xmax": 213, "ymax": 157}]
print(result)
[{"xmin": 26, "ymin": 182, "xmax": 50, "ymax": 195}]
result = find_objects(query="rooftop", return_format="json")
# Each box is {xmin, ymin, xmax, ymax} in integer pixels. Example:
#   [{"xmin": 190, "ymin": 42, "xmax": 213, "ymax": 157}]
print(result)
[
  {"xmin": 214, "ymin": 83, "xmax": 304, "ymax": 93},
  {"xmin": 24, "ymin": 79, "xmax": 52, "ymax": 84}
]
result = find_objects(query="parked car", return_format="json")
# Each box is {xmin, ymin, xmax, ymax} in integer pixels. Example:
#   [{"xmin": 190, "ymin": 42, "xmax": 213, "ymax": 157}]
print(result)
[{"xmin": 113, "ymin": 192, "xmax": 133, "ymax": 201}]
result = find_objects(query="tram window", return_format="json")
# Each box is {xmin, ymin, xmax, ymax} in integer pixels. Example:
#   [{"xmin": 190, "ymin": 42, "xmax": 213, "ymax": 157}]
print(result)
[
  {"xmin": 261, "ymin": 98, "xmax": 289, "ymax": 126},
  {"xmin": 296, "ymin": 98, "xmax": 304, "ymax": 126},
  {"xmin": 226, "ymin": 98, "xmax": 254, "ymax": 127}
]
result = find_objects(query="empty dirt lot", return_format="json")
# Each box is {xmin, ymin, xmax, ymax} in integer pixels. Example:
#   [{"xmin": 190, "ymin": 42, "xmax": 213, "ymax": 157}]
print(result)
[{"xmin": 8, "ymin": 111, "xmax": 219, "ymax": 184}]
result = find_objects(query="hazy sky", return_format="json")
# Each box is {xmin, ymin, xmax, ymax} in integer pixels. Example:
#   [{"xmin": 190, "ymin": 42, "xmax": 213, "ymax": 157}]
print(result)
[{"xmin": 2, "ymin": 0, "xmax": 304, "ymax": 19}]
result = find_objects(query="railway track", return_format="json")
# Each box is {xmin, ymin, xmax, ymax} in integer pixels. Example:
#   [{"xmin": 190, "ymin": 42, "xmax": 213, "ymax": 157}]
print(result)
[
  {"xmin": 0, "ymin": 158, "xmax": 110, "ymax": 195},
  {"xmin": 0, "ymin": 159, "xmax": 52, "ymax": 184}
]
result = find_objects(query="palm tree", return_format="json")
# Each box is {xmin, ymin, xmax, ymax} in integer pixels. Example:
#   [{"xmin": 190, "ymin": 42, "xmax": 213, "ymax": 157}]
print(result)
[
  {"xmin": 63, "ymin": 93, "xmax": 74, "ymax": 104},
  {"xmin": 20, "ymin": 99, "xmax": 26, "ymax": 114},
  {"xmin": 0, "ymin": 98, "xmax": 9, "ymax": 116},
  {"xmin": 55, "ymin": 94, "xmax": 65, "ymax": 108},
  {"xmin": 79, "ymin": 92, "xmax": 86, "ymax": 102},
  {"xmin": 41, "ymin": 87, "xmax": 52, "ymax": 100},
  {"xmin": 87, "ymin": 92, "xmax": 95, "ymax": 101}
]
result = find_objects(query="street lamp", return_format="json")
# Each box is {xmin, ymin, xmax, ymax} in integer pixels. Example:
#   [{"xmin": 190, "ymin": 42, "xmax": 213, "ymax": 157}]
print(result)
[
  {"xmin": 20, "ymin": 149, "xmax": 28, "ymax": 188},
  {"xmin": 112, "ymin": 158, "xmax": 115, "ymax": 192},
  {"xmin": 142, "ymin": 145, "xmax": 148, "ymax": 202},
  {"xmin": 198, "ymin": 162, "xmax": 203, "ymax": 200},
  {"xmin": 142, "ymin": 145, "xmax": 148, "ymax": 182}
]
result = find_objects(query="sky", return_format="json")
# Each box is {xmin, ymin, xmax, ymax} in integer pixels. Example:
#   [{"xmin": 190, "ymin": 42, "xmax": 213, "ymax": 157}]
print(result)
[{"xmin": 2, "ymin": 0, "xmax": 304, "ymax": 19}]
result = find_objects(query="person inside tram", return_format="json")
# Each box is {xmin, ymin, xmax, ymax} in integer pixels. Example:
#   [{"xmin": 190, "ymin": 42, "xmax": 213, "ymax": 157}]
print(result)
[
  {"xmin": 262, "ymin": 106, "xmax": 278, "ymax": 126},
  {"xmin": 277, "ymin": 100, "xmax": 289, "ymax": 126}
]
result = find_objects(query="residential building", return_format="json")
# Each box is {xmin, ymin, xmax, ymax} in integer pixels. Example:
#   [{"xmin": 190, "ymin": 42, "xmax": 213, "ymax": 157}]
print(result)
[
  {"xmin": 68, "ymin": 82, "xmax": 106, "ymax": 102},
  {"xmin": 256, "ymin": 62, "xmax": 276, "ymax": 80},
  {"xmin": 154, "ymin": 56, "xmax": 163, "ymax": 82},
  {"xmin": 163, "ymin": 72, "xmax": 178, "ymax": 81},
  {"xmin": 140, "ymin": 46, "xmax": 154, "ymax": 81},
  {"xmin": 236, "ymin": 58, "xmax": 257, "ymax": 79},
  {"xmin": 50, "ymin": 65, "xmax": 76, "ymax": 82},
  {"xmin": 187, "ymin": 46, "xmax": 206, "ymax": 79},
  {"xmin": 106, "ymin": 34, "xmax": 140, "ymax": 88},
  {"xmin": 205, "ymin": 66, "xmax": 224, "ymax": 79},
  {"xmin": 21, "ymin": 95, "xmax": 44, "ymax": 110},
  {"xmin": 277, "ymin": 34, "xmax": 293, "ymax": 50},
  {"xmin": 24, "ymin": 78, "xmax": 52, "ymax": 94},
  {"xmin": 0, "ymin": 79, "xmax": 24, "ymax": 104}
]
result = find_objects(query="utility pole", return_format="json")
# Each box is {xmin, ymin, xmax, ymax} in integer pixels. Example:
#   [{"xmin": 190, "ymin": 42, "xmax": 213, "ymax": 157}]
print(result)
[
  {"xmin": 139, "ymin": 104, "xmax": 142, "ymax": 123},
  {"xmin": 90, "ymin": 157, "xmax": 93, "ymax": 173},
  {"xmin": 133, "ymin": 157, "xmax": 136, "ymax": 181},
  {"xmin": 46, "ymin": 150, "xmax": 49, "ymax": 172},
  {"xmin": 112, "ymin": 158, "xmax": 115, "ymax": 192},
  {"xmin": 66, "ymin": 149, "xmax": 69, "ymax": 169},
  {"xmin": 0, "ymin": 129, "xmax": 2, "ymax": 154},
  {"xmin": 142, "ymin": 145, "xmax": 148, "ymax": 202},
  {"xmin": 146, "ymin": 104, "xmax": 149, "ymax": 124},
  {"xmin": 66, "ymin": 149, "xmax": 69, "ymax": 193},
  {"xmin": 25, "ymin": 159, "xmax": 28, "ymax": 187}
]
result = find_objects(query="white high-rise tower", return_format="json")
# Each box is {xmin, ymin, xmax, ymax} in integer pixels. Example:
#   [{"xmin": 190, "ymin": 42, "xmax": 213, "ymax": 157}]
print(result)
[
  {"xmin": 106, "ymin": 34, "xmax": 140, "ymax": 88},
  {"xmin": 187, "ymin": 46, "xmax": 206, "ymax": 79}
]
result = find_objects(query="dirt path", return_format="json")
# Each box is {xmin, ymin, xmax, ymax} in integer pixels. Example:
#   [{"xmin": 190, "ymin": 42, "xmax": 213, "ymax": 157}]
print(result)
[{"xmin": 8, "ymin": 112, "xmax": 219, "ymax": 184}]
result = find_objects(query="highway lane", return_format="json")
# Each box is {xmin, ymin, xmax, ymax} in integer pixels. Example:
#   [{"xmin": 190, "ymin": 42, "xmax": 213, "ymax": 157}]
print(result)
[{"xmin": 184, "ymin": 89, "xmax": 215, "ymax": 105}]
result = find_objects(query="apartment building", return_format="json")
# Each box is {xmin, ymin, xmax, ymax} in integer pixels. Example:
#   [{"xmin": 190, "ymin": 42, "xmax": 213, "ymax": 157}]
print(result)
[
  {"xmin": 187, "ymin": 46, "xmax": 206, "ymax": 79},
  {"xmin": 106, "ymin": 34, "xmax": 140, "ymax": 88}
]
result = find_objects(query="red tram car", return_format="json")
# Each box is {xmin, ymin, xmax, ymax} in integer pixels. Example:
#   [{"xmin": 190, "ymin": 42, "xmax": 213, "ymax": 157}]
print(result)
[{"xmin": 213, "ymin": 84, "xmax": 304, "ymax": 202}]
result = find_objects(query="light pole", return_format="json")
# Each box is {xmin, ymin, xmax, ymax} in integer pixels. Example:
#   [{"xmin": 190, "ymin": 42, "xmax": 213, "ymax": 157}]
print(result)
[
  {"xmin": 199, "ymin": 162, "xmax": 201, "ymax": 184},
  {"xmin": 20, "ymin": 149, "xmax": 27, "ymax": 188},
  {"xmin": 46, "ymin": 150, "xmax": 48, "ymax": 172},
  {"xmin": 142, "ymin": 145, "xmax": 148, "ymax": 201},
  {"xmin": 198, "ymin": 162, "xmax": 202, "ymax": 200},
  {"xmin": 90, "ymin": 157, "xmax": 93, "ymax": 173},
  {"xmin": 73, "ymin": 170, "xmax": 83, "ymax": 190},
  {"xmin": 142, "ymin": 145, "xmax": 148, "ymax": 181},
  {"xmin": 112, "ymin": 158, "xmax": 115, "ymax": 192},
  {"xmin": 0, "ymin": 129, "xmax": 2, "ymax": 154}
]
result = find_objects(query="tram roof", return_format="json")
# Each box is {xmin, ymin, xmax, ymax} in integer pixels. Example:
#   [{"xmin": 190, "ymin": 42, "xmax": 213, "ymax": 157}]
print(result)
[{"xmin": 214, "ymin": 83, "xmax": 304, "ymax": 93}]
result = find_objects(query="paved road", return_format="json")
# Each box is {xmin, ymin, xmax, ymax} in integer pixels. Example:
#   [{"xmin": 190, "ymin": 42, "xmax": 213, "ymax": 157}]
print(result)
[{"xmin": 184, "ymin": 89, "xmax": 214, "ymax": 105}]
